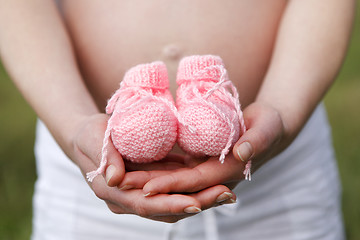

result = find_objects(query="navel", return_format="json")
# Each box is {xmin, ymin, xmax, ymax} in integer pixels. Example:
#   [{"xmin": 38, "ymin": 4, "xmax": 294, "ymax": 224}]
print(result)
[{"xmin": 162, "ymin": 43, "xmax": 183, "ymax": 60}]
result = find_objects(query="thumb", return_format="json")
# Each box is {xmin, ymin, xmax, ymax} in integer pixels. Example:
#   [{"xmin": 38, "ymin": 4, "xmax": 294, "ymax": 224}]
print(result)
[
  {"xmin": 232, "ymin": 103, "xmax": 285, "ymax": 168},
  {"xmin": 104, "ymin": 139, "xmax": 126, "ymax": 187},
  {"xmin": 75, "ymin": 114, "xmax": 125, "ymax": 186}
]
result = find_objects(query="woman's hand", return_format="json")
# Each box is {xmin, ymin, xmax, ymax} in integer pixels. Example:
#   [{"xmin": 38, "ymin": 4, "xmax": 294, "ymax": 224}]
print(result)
[
  {"xmin": 232, "ymin": 102, "xmax": 287, "ymax": 170},
  {"xmin": 117, "ymin": 102, "xmax": 287, "ymax": 196},
  {"xmin": 71, "ymin": 114, "xmax": 236, "ymax": 223}
]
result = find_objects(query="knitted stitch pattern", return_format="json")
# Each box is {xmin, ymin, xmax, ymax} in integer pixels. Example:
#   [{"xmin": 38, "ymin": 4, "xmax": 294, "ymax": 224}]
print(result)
[
  {"xmin": 86, "ymin": 61, "xmax": 178, "ymax": 182},
  {"xmin": 176, "ymin": 55, "xmax": 246, "ymax": 164},
  {"xmin": 109, "ymin": 62, "xmax": 178, "ymax": 163}
]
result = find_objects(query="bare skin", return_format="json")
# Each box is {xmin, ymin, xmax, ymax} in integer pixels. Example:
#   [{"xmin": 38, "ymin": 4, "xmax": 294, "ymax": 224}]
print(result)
[
  {"xmin": 0, "ymin": 0, "xmax": 354, "ymax": 223},
  {"xmin": 61, "ymin": 0, "xmax": 286, "ymax": 109}
]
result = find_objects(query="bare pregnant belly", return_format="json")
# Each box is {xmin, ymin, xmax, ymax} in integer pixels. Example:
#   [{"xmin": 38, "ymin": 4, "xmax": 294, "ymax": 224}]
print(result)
[{"xmin": 60, "ymin": 0, "xmax": 287, "ymax": 110}]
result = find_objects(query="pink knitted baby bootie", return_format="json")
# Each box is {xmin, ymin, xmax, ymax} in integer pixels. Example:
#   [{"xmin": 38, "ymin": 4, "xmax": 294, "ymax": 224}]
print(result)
[
  {"xmin": 176, "ymin": 55, "xmax": 251, "ymax": 179},
  {"xmin": 87, "ymin": 61, "xmax": 179, "ymax": 182}
]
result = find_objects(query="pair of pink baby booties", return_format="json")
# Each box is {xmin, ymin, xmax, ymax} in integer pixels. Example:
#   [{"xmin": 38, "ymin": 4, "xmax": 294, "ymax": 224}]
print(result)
[{"xmin": 87, "ymin": 55, "xmax": 250, "ymax": 182}]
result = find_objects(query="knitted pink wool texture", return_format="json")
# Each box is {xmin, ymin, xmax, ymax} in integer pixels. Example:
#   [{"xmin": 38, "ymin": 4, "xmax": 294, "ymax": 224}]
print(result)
[
  {"xmin": 87, "ymin": 61, "xmax": 178, "ymax": 182},
  {"xmin": 176, "ymin": 55, "xmax": 251, "ymax": 180}
]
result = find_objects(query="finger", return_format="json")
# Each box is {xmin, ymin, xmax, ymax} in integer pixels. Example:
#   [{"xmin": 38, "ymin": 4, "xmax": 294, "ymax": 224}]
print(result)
[
  {"xmin": 120, "ymin": 155, "xmax": 209, "ymax": 190},
  {"xmin": 106, "ymin": 201, "xmax": 198, "ymax": 224},
  {"xmin": 106, "ymin": 201, "xmax": 190, "ymax": 223},
  {"xmin": 233, "ymin": 103, "xmax": 284, "ymax": 166},
  {"xmin": 77, "ymin": 115, "xmax": 125, "ymax": 186},
  {"xmin": 80, "ymin": 156, "xmax": 203, "ymax": 220},
  {"xmin": 118, "ymin": 170, "xmax": 172, "ymax": 190},
  {"xmin": 150, "ymin": 215, "xmax": 189, "ymax": 223},
  {"xmin": 124, "ymin": 153, "xmax": 187, "ymax": 171},
  {"xmin": 189, "ymin": 185, "xmax": 237, "ymax": 210},
  {"xmin": 74, "ymin": 114, "xmax": 125, "ymax": 185},
  {"xmin": 76, "ymin": 151, "xmax": 111, "ymax": 197},
  {"xmin": 145, "ymin": 185, "xmax": 237, "ymax": 223},
  {"xmin": 163, "ymin": 153, "xmax": 188, "ymax": 164},
  {"xmin": 108, "ymin": 189, "xmax": 202, "ymax": 217},
  {"xmin": 125, "ymin": 160, "xmax": 185, "ymax": 172},
  {"xmin": 105, "ymin": 141, "xmax": 126, "ymax": 187},
  {"xmin": 76, "ymin": 144, "xmax": 204, "ymax": 221},
  {"xmin": 143, "ymin": 155, "xmax": 243, "ymax": 195}
]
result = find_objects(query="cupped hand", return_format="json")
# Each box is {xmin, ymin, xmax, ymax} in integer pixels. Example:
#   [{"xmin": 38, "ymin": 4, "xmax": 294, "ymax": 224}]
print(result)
[
  {"xmin": 118, "ymin": 152, "xmax": 244, "ymax": 196},
  {"xmin": 71, "ymin": 114, "xmax": 236, "ymax": 223},
  {"xmin": 117, "ymin": 102, "xmax": 287, "ymax": 196},
  {"xmin": 232, "ymin": 101, "xmax": 287, "ymax": 170}
]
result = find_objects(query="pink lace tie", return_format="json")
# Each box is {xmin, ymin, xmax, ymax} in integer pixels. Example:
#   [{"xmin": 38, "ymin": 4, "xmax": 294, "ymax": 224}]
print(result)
[
  {"xmin": 86, "ymin": 84, "xmax": 193, "ymax": 182},
  {"xmin": 180, "ymin": 64, "xmax": 251, "ymax": 181}
]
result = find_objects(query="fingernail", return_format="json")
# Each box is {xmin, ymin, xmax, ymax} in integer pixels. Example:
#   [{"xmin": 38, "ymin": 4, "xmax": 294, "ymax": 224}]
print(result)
[
  {"xmin": 237, "ymin": 142, "xmax": 253, "ymax": 162},
  {"xmin": 105, "ymin": 165, "xmax": 116, "ymax": 185},
  {"xmin": 119, "ymin": 185, "xmax": 133, "ymax": 191},
  {"xmin": 216, "ymin": 192, "xmax": 233, "ymax": 203},
  {"xmin": 184, "ymin": 206, "xmax": 202, "ymax": 214},
  {"xmin": 222, "ymin": 198, "xmax": 237, "ymax": 205},
  {"xmin": 143, "ymin": 192, "xmax": 153, "ymax": 197}
]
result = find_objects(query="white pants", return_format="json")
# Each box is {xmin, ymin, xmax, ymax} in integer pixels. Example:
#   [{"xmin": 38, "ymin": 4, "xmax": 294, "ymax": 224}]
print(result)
[{"xmin": 31, "ymin": 104, "xmax": 344, "ymax": 240}]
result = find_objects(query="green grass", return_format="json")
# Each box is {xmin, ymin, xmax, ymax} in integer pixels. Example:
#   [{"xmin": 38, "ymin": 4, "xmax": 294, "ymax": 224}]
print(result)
[
  {"xmin": 0, "ymin": 63, "xmax": 36, "ymax": 240},
  {"xmin": 324, "ymin": 5, "xmax": 360, "ymax": 238},
  {"xmin": 0, "ymin": 6, "xmax": 360, "ymax": 240},
  {"xmin": 325, "ymin": 80, "xmax": 360, "ymax": 240}
]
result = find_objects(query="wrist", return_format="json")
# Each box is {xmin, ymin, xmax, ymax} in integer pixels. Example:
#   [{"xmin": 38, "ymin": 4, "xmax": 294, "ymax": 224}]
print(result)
[
  {"xmin": 45, "ymin": 112, "xmax": 101, "ymax": 162},
  {"xmin": 253, "ymin": 96, "xmax": 307, "ymax": 144}
]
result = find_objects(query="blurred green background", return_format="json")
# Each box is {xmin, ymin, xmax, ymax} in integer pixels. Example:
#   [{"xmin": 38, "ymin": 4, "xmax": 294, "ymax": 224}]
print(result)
[{"xmin": 1, "ymin": 6, "xmax": 360, "ymax": 240}]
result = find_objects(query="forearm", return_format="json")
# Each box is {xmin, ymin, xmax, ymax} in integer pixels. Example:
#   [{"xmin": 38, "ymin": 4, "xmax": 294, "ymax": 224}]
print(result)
[
  {"xmin": 0, "ymin": 1, "xmax": 99, "ymax": 157},
  {"xmin": 257, "ymin": 0, "xmax": 355, "ymax": 139}
]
